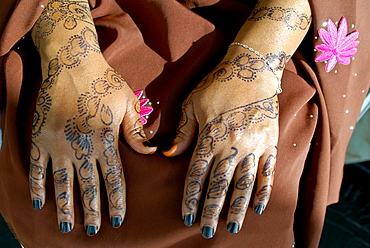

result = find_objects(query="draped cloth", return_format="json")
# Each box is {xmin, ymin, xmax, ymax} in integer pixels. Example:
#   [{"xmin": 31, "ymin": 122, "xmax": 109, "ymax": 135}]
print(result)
[{"xmin": 0, "ymin": 1, "xmax": 369, "ymax": 247}]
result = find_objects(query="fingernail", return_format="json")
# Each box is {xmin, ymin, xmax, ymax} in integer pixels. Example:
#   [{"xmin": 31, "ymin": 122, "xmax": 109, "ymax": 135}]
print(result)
[
  {"xmin": 254, "ymin": 204, "xmax": 265, "ymax": 215},
  {"xmin": 60, "ymin": 221, "xmax": 72, "ymax": 233},
  {"xmin": 33, "ymin": 199, "xmax": 42, "ymax": 210},
  {"xmin": 162, "ymin": 147, "xmax": 171, "ymax": 153},
  {"xmin": 201, "ymin": 225, "xmax": 214, "ymax": 239},
  {"xmin": 111, "ymin": 216, "xmax": 122, "ymax": 228},
  {"xmin": 86, "ymin": 225, "xmax": 98, "ymax": 236},
  {"xmin": 227, "ymin": 222, "xmax": 239, "ymax": 234},
  {"xmin": 183, "ymin": 214, "xmax": 194, "ymax": 227},
  {"xmin": 143, "ymin": 140, "xmax": 155, "ymax": 147}
]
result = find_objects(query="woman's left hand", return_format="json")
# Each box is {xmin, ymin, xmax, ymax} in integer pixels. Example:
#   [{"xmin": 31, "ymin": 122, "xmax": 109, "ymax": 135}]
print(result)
[{"xmin": 163, "ymin": 50, "xmax": 280, "ymax": 238}]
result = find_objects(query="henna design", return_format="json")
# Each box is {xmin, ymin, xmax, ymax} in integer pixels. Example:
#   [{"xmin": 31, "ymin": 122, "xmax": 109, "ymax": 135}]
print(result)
[
  {"xmin": 32, "ymin": 27, "xmax": 102, "ymax": 137},
  {"xmin": 185, "ymin": 181, "xmax": 202, "ymax": 211},
  {"xmin": 30, "ymin": 141, "xmax": 44, "ymax": 200},
  {"xmin": 188, "ymin": 160, "xmax": 209, "ymax": 181},
  {"xmin": 78, "ymin": 160, "xmax": 94, "ymax": 182},
  {"xmin": 192, "ymin": 52, "xmax": 290, "ymax": 94},
  {"xmin": 262, "ymin": 155, "xmax": 275, "ymax": 177},
  {"xmin": 33, "ymin": 0, "xmax": 94, "ymax": 48},
  {"xmin": 57, "ymin": 192, "xmax": 72, "ymax": 216},
  {"xmin": 240, "ymin": 153, "xmax": 256, "ymax": 173},
  {"xmin": 213, "ymin": 147, "xmax": 238, "ymax": 178},
  {"xmin": 82, "ymin": 185, "xmax": 98, "ymax": 213},
  {"xmin": 203, "ymin": 204, "xmax": 221, "ymax": 219},
  {"xmin": 248, "ymin": 6, "xmax": 311, "ymax": 31},
  {"xmin": 230, "ymin": 196, "xmax": 248, "ymax": 214},
  {"xmin": 257, "ymin": 185, "xmax": 273, "ymax": 202},
  {"xmin": 236, "ymin": 173, "xmax": 255, "ymax": 190},
  {"xmin": 54, "ymin": 168, "xmax": 68, "ymax": 184},
  {"xmin": 195, "ymin": 96, "xmax": 278, "ymax": 158},
  {"xmin": 207, "ymin": 179, "xmax": 229, "ymax": 199}
]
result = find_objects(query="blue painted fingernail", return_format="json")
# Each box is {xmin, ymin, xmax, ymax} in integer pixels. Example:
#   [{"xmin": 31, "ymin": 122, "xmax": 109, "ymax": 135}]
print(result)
[
  {"xmin": 201, "ymin": 225, "xmax": 214, "ymax": 239},
  {"xmin": 111, "ymin": 216, "xmax": 122, "ymax": 228},
  {"xmin": 227, "ymin": 222, "xmax": 239, "ymax": 234},
  {"xmin": 86, "ymin": 225, "xmax": 98, "ymax": 236},
  {"xmin": 183, "ymin": 214, "xmax": 194, "ymax": 227},
  {"xmin": 60, "ymin": 221, "xmax": 72, "ymax": 233},
  {"xmin": 32, "ymin": 199, "xmax": 42, "ymax": 210},
  {"xmin": 254, "ymin": 204, "xmax": 265, "ymax": 215}
]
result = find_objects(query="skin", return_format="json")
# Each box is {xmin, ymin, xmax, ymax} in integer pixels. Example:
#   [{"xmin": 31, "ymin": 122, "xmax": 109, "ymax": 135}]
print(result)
[
  {"xmin": 163, "ymin": 0, "xmax": 311, "ymax": 238},
  {"xmin": 30, "ymin": 0, "xmax": 156, "ymax": 235}
]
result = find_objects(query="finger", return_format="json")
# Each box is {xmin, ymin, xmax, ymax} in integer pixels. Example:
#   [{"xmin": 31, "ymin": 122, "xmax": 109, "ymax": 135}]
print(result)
[
  {"xmin": 253, "ymin": 147, "xmax": 277, "ymax": 215},
  {"xmin": 76, "ymin": 159, "xmax": 101, "ymax": 236},
  {"xmin": 29, "ymin": 141, "xmax": 49, "ymax": 210},
  {"xmin": 52, "ymin": 159, "xmax": 74, "ymax": 233},
  {"xmin": 122, "ymin": 97, "xmax": 157, "ymax": 154},
  {"xmin": 163, "ymin": 98, "xmax": 197, "ymax": 157},
  {"xmin": 99, "ymin": 129, "xmax": 126, "ymax": 228},
  {"xmin": 226, "ymin": 153, "xmax": 259, "ymax": 234},
  {"xmin": 200, "ymin": 147, "xmax": 239, "ymax": 239},
  {"xmin": 181, "ymin": 136, "xmax": 215, "ymax": 227}
]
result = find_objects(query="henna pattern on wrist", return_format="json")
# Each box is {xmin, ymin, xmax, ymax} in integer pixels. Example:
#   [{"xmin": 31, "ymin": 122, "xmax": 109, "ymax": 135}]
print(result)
[
  {"xmin": 33, "ymin": 0, "xmax": 94, "ymax": 49},
  {"xmin": 192, "ymin": 52, "xmax": 290, "ymax": 95},
  {"xmin": 248, "ymin": 6, "xmax": 311, "ymax": 31}
]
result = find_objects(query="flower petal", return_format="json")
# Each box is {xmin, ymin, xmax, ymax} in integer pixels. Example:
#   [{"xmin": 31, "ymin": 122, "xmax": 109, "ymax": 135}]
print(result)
[
  {"xmin": 140, "ymin": 117, "xmax": 147, "ymax": 125},
  {"xmin": 139, "ymin": 98, "xmax": 149, "ymax": 106},
  {"xmin": 336, "ymin": 17, "xmax": 348, "ymax": 46},
  {"xmin": 140, "ymin": 106, "xmax": 154, "ymax": 116},
  {"xmin": 336, "ymin": 55, "xmax": 351, "ymax": 65},
  {"xmin": 315, "ymin": 51, "xmax": 334, "ymax": 62},
  {"xmin": 318, "ymin": 28, "xmax": 333, "ymax": 47},
  {"xmin": 326, "ymin": 56, "xmax": 338, "ymax": 72},
  {"xmin": 339, "ymin": 31, "xmax": 359, "ymax": 50},
  {"xmin": 340, "ymin": 48, "xmax": 357, "ymax": 58},
  {"xmin": 326, "ymin": 19, "xmax": 338, "ymax": 46},
  {"xmin": 134, "ymin": 90, "xmax": 143, "ymax": 98},
  {"xmin": 315, "ymin": 44, "xmax": 331, "ymax": 52}
]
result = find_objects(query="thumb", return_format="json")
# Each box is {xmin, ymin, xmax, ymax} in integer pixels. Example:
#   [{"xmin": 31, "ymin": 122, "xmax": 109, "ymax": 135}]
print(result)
[
  {"xmin": 122, "ymin": 97, "xmax": 157, "ymax": 154},
  {"xmin": 163, "ymin": 99, "xmax": 197, "ymax": 157}
]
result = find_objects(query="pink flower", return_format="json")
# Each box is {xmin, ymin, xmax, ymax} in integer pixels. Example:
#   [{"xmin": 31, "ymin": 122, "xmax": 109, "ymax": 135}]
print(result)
[
  {"xmin": 315, "ymin": 17, "xmax": 359, "ymax": 72},
  {"xmin": 134, "ymin": 90, "xmax": 153, "ymax": 125}
]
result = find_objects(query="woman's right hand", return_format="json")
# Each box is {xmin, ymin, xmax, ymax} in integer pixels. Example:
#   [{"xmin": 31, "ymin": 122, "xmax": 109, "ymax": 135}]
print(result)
[{"xmin": 29, "ymin": 0, "xmax": 156, "ymax": 236}]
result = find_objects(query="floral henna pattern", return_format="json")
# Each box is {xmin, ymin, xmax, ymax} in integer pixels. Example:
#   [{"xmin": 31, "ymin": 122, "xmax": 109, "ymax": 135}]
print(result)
[
  {"xmin": 33, "ymin": 0, "xmax": 94, "ymax": 49},
  {"xmin": 192, "ymin": 52, "xmax": 290, "ymax": 94},
  {"xmin": 248, "ymin": 6, "xmax": 311, "ymax": 31},
  {"xmin": 195, "ymin": 96, "xmax": 279, "ymax": 158}
]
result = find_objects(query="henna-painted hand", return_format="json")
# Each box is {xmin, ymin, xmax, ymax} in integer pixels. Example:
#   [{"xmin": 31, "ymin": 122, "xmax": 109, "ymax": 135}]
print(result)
[
  {"xmin": 30, "ymin": 9, "xmax": 156, "ymax": 235},
  {"xmin": 163, "ymin": 50, "xmax": 281, "ymax": 238}
]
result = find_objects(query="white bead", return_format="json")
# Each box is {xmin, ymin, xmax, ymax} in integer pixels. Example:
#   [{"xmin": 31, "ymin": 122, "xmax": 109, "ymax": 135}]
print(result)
[
  {"xmin": 294, "ymin": 114, "xmax": 297, "ymax": 117},
  {"xmin": 309, "ymin": 115, "xmax": 314, "ymax": 118},
  {"xmin": 345, "ymin": 110, "xmax": 350, "ymax": 113},
  {"xmin": 334, "ymin": 70, "xmax": 338, "ymax": 73},
  {"xmin": 350, "ymin": 126, "xmax": 354, "ymax": 130},
  {"xmin": 322, "ymin": 22, "xmax": 328, "ymax": 27},
  {"xmin": 352, "ymin": 57, "xmax": 355, "ymax": 60},
  {"xmin": 148, "ymin": 102, "xmax": 152, "ymax": 105},
  {"xmin": 149, "ymin": 130, "xmax": 153, "ymax": 134},
  {"xmin": 314, "ymin": 36, "xmax": 318, "ymax": 39},
  {"xmin": 156, "ymin": 101, "xmax": 160, "ymax": 104},
  {"xmin": 293, "ymin": 143, "xmax": 297, "ymax": 147},
  {"xmin": 309, "ymin": 142, "xmax": 312, "ymax": 146},
  {"xmin": 362, "ymin": 90, "xmax": 365, "ymax": 93},
  {"xmin": 351, "ymin": 24, "xmax": 355, "ymax": 28},
  {"xmin": 324, "ymin": 61, "xmax": 327, "ymax": 64},
  {"xmin": 40, "ymin": 4, "xmax": 45, "ymax": 8},
  {"xmin": 354, "ymin": 73, "xmax": 358, "ymax": 76},
  {"xmin": 335, "ymin": 21, "xmax": 338, "ymax": 25},
  {"xmin": 314, "ymin": 49, "xmax": 317, "ymax": 52},
  {"xmin": 343, "ymin": 94, "xmax": 346, "ymax": 97}
]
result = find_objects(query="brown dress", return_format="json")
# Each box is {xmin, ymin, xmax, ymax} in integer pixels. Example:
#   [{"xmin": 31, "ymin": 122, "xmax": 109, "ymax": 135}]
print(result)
[{"xmin": 0, "ymin": 0, "xmax": 369, "ymax": 247}]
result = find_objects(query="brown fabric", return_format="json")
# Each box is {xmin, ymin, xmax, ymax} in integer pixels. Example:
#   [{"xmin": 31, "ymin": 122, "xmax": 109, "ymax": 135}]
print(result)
[{"xmin": 0, "ymin": 0, "xmax": 369, "ymax": 247}]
